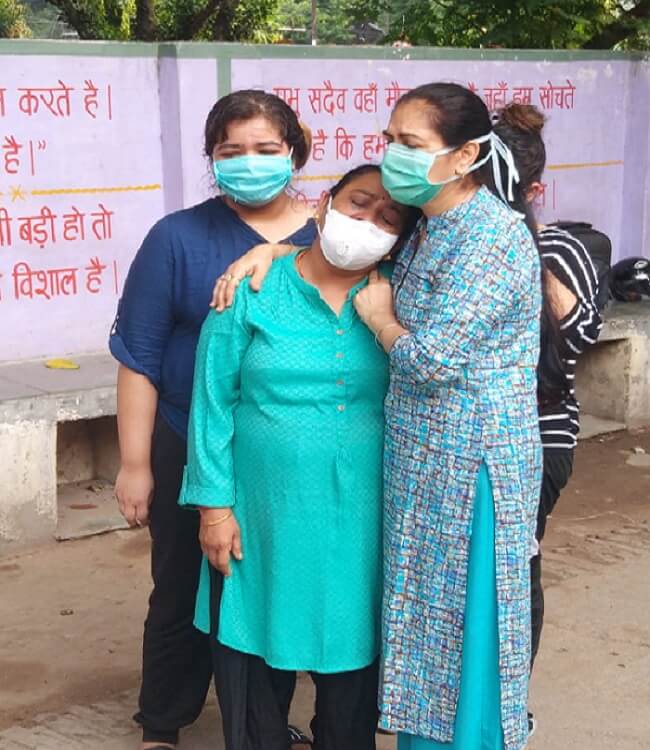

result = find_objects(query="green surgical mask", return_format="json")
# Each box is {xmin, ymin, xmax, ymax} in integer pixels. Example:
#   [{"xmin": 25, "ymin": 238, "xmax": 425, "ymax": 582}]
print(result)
[
  {"xmin": 380, "ymin": 143, "xmax": 458, "ymax": 207},
  {"xmin": 380, "ymin": 136, "xmax": 497, "ymax": 208}
]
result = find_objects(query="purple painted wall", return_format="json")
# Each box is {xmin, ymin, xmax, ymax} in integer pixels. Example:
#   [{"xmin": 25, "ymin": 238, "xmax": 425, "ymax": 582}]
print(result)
[
  {"xmin": 0, "ymin": 44, "xmax": 647, "ymax": 363},
  {"xmin": 232, "ymin": 57, "xmax": 648, "ymax": 262}
]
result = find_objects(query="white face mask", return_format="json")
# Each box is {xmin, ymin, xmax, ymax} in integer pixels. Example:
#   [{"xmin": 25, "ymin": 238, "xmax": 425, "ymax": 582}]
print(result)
[{"xmin": 319, "ymin": 202, "xmax": 399, "ymax": 271}]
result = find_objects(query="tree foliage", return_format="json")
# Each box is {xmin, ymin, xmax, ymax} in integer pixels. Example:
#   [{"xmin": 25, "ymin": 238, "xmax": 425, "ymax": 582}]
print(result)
[
  {"xmin": 26, "ymin": 0, "xmax": 135, "ymax": 39},
  {"xmin": 353, "ymin": 0, "xmax": 649, "ymax": 50},
  {"xmin": 154, "ymin": 0, "xmax": 279, "ymax": 42},
  {"xmin": 0, "ymin": 0, "xmax": 32, "ymax": 37},
  {"xmin": 275, "ymin": 0, "xmax": 358, "ymax": 44},
  {"xmin": 3, "ymin": 0, "xmax": 648, "ymax": 47},
  {"xmin": 34, "ymin": 0, "xmax": 281, "ymax": 41}
]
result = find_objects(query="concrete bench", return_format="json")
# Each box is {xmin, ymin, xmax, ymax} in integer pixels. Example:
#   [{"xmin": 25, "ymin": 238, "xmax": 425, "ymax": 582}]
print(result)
[
  {"xmin": 576, "ymin": 301, "xmax": 650, "ymax": 430},
  {"xmin": 0, "ymin": 353, "xmax": 118, "ymax": 551}
]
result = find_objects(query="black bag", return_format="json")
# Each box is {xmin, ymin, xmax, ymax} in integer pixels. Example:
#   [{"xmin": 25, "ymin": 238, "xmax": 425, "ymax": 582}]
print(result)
[
  {"xmin": 609, "ymin": 257, "xmax": 650, "ymax": 302},
  {"xmin": 550, "ymin": 221, "xmax": 612, "ymax": 311}
]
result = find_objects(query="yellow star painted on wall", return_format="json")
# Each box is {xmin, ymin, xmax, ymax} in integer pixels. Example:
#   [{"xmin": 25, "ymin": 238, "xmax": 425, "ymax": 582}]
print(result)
[{"xmin": 10, "ymin": 185, "xmax": 27, "ymax": 202}]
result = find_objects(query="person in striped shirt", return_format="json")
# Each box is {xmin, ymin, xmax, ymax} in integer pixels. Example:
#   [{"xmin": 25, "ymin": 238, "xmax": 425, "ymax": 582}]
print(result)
[{"xmin": 492, "ymin": 103, "xmax": 603, "ymax": 733}]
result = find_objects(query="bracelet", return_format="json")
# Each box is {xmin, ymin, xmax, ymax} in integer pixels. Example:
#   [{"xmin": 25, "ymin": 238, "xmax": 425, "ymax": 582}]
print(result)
[
  {"xmin": 375, "ymin": 322, "xmax": 402, "ymax": 347},
  {"xmin": 202, "ymin": 510, "xmax": 233, "ymax": 527}
]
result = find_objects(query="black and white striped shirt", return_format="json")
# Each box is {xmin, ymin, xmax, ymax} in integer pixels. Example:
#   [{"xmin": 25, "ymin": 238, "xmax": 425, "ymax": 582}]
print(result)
[{"xmin": 538, "ymin": 227, "xmax": 603, "ymax": 450}]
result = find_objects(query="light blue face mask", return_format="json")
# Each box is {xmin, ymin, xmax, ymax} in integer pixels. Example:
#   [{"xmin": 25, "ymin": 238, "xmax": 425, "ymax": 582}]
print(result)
[{"xmin": 213, "ymin": 152, "xmax": 293, "ymax": 206}]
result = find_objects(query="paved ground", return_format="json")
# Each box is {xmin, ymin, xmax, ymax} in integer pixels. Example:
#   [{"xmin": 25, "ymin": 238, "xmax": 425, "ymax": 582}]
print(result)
[{"xmin": 1, "ymin": 429, "xmax": 649, "ymax": 749}]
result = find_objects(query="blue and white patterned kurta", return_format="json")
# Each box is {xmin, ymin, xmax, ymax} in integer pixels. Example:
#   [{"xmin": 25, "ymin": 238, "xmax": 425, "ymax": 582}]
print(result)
[{"xmin": 380, "ymin": 187, "xmax": 543, "ymax": 750}]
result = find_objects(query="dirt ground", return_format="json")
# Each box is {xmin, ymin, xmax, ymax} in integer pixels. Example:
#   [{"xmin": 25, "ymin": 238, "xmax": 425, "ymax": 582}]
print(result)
[{"xmin": 1, "ymin": 429, "xmax": 649, "ymax": 748}]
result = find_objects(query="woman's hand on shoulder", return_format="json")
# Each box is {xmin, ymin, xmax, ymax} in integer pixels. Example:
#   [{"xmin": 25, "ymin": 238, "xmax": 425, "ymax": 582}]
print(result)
[
  {"xmin": 353, "ymin": 270, "xmax": 396, "ymax": 332},
  {"xmin": 198, "ymin": 508, "xmax": 243, "ymax": 577},
  {"xmin": 354, "ymin": 271, "xmax": 407, "ymax": 351},
  {"xmin": 211, "ymin": 243, "xmax": 291, "ymax": 312}
]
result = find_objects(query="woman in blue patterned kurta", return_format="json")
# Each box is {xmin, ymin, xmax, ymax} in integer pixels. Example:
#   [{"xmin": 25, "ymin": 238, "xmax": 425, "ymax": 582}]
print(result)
[{"xmin": 354, "ymin": 83, "xmax": 542, "ymax": 750}]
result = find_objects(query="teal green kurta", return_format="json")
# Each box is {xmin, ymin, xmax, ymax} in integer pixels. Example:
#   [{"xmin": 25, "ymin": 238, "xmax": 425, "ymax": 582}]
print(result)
[
  {"xmin": 397, "ymin": 464, "xmax": 504, "ymax": 750},
  {"xmin": 179, "ymin": 252, "xmax": 389, "ymax": 673}
]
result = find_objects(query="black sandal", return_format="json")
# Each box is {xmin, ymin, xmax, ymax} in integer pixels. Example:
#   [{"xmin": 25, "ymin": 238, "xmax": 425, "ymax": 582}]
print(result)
[{"xmin": 288, "ymin": 724, "xmax": 313, "ymax": 746}]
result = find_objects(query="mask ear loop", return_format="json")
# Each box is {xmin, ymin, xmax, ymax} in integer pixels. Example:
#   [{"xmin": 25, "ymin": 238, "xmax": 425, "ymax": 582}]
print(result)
[
  {"xmin": 491, "ymin": 132, "xmax": 525, "ymax": 219},
  {"xmin": 316, "ymin": 195, "xmax": 333, "ymax": 237},
  {"xmin": 468, "ymin": 132, "xmax": 524, "ymax": 218},
  {"xmin": 488, "ymin": 131, "xmax": 521, "ymax": 204}
]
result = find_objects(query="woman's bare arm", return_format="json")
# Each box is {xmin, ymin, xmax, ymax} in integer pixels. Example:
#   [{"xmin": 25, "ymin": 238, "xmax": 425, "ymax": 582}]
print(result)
[{"xmin": 115, "ymin": 365, "xmax": 158, "ymax": 526}]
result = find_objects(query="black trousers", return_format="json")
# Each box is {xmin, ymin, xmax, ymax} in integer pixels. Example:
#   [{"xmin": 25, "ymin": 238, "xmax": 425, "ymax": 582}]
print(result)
[
  {"xmin": 209, "ymin": 567, "xmax": 380, "ymax": 750},
  {"xmin": 135, "ymin": 415, "xmax": 213, "ymax": 744},
  {"xmin": 530, "ymin": 448, "xmax": 574, "ymax": 670}
]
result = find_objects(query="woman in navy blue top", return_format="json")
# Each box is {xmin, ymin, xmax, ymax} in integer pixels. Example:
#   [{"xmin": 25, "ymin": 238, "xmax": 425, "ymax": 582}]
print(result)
[{"xmin": 109, "ymin": 90, "xmax": 316, "ymax": 750}]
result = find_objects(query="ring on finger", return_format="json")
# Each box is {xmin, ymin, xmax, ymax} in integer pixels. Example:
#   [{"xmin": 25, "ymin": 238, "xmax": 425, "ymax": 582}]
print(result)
[{"xmin": 222, "ymin": 273, "xmax": 234, "ymax": 281}]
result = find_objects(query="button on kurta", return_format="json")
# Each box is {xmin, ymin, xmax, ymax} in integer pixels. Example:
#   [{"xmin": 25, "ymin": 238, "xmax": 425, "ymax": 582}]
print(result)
[
  {"xmin": 336, "ymin": 352, "xmax": 344, "ymax": 359},
  {"xmin": 336, "ymin": 329, "xmax": 345, "ymax": 335},
  {"xmin": 337, "ymin": 404, "xmax": 346, "ymax": 412}
]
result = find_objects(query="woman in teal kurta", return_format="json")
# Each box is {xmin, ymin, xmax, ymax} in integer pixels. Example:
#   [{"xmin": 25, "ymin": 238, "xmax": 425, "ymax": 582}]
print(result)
[{"xmin": 179, "ymin": 165, "xmax": 416, "ymax": 750}]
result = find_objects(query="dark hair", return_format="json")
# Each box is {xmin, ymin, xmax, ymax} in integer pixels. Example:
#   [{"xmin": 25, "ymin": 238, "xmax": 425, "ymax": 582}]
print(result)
[
  {"xmin": 204, "ymin": 89, "xmax": 310, "ymax": 169},
  {"xmin": 396, "ymin": 82, "xmax": 493, "ymax": 186},
  {"xmin": 329, "ymin": 164, "xmax": 380, "ymax": 198},
  {"xmin": 492, "ymin": 104, "xmax": 568, "ymax": 404},
  {"xmin": 490, "ymin": 103, "xmax": 547, "ymax": 242},
  {"xmin": 490, "ymin": 104, "xmax": 546, "ymax": 243},
  {"xmin": 329, "ymin": 164, "xmax": 421, "ymax": 245},
  {"xmin": 493, "ymin": 103, "xmax": 546, "ymax": 192}
]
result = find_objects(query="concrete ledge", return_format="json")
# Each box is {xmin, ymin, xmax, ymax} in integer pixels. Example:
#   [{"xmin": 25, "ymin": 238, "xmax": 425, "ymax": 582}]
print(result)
[
  {"xmin": 596, "ymin": 300, "xmax": 650, "ymax": 341},
  {"xmin": 0, "ymin": 353, "xmax": 117, "ymax": 420},
  {"xmin": 576, "ymin": 301, "xmax": 650, "ymax": 429},
  {"xmin": 0, "ymin": 353, "xmax": 117, "ymax": 550}
]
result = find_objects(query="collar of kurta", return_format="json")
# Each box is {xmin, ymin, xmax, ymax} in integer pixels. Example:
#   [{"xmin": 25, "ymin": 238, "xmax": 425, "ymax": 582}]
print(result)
[
  {"xmin": 424, "ymin": 184, "xmax": 488, "ymax": 230},
  {"xmin": 288, "ymin": 250, "xmax": 372, "ymax": 303}
]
